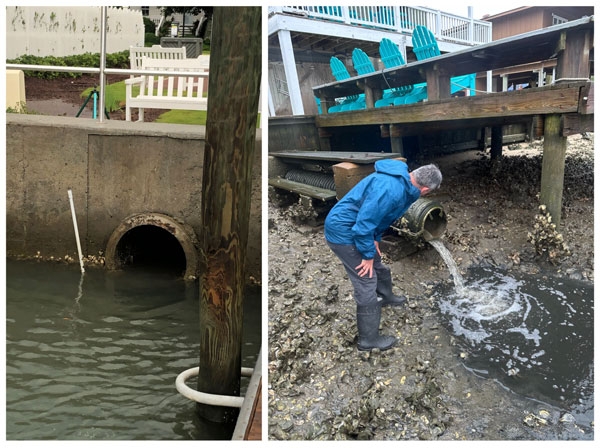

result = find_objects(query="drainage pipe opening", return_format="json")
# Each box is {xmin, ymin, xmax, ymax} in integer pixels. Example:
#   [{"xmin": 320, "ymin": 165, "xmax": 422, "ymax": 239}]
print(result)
[
  {"xmin": 105, "ymin": 213, "xmax": 199, "ymax": 281},
  {"xmin": 116, "ymin": 225, "xmax": 186, "ymax": 277}
]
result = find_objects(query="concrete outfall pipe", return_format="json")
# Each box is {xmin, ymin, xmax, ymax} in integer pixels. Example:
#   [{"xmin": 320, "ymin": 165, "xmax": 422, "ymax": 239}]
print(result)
[
  {"xmin": 105, "ymin": 212, "xmax": 199, "ymax": 280},
  {"xmin": 391, "ymin": 198, "xmax": 447, "ymax": 241}
]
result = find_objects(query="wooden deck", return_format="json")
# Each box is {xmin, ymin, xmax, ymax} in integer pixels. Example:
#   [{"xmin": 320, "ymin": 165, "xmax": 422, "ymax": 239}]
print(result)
[
  {"xmin": 305, "ymin": 16, "xmax": 594, "ymax": 228},
  {"xmin": 245, "ymin": 381, "xmax": 262, "ymax": 440},
  {"xmin": 313, "ymin": 16, "xmax": 594, "ymax": 110}
]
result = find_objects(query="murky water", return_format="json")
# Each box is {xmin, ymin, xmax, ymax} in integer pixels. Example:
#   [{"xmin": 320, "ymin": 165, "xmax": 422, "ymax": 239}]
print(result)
[
  {"xmin": 5, "ymin": 260, "xmax": 261, "ymax": 440},
  {"xmin": 430, "ymin": 255, "xmax": 594, "ymax": 432}
]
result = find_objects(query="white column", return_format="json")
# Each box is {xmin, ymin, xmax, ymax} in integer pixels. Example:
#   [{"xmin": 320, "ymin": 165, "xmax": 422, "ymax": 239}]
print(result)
[
  {"xmin": 502, "ymin": 74, "xmax": 508, "ymax": 92},
  {"xmin": 278, "ymin": 29, "xmax": 305, "ymax": 115}
]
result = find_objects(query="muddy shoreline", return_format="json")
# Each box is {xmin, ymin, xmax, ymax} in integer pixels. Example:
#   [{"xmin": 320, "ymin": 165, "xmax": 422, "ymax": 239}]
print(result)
[{"xmin": 267, "ymin": 134, "xmax": 594, "ymax": 440}]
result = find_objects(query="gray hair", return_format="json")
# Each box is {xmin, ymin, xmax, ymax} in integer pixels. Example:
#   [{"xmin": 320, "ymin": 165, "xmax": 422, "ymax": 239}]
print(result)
[{"xmin": 411, "ymin": 164, "xmax": 442, "ymax": 190}]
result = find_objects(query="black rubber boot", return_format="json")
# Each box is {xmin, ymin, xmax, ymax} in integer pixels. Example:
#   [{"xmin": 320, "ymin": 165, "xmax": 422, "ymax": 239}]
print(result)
[
  {"xmin": 356, "ymin": 304, "xmax": 397, "ymax": 351},
  {"xmin": 376, "ymin": 270, "xmax": 407, "ymax": 307}
]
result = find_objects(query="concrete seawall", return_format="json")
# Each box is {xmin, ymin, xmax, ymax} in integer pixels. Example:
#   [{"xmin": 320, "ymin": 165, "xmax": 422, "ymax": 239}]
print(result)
[{"xmin": 6, "ymin": 114, "xmax": 262, "ymax": 282}]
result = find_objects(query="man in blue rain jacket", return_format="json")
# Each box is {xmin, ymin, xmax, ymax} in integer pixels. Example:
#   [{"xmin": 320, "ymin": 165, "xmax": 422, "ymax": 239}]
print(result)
[{"xmin": 325, "ymin": 159, "xmax": 442, "ymax": 351}]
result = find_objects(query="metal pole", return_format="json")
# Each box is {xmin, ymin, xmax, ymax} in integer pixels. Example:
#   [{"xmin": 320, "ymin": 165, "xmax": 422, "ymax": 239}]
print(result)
[{"xmin": 99, "ymin": 6, "xmax": 107, "ymax": 122}]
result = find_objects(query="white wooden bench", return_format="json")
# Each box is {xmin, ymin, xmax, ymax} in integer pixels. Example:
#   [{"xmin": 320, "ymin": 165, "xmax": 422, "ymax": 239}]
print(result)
[
  {"xmin": 125, "ymin": 56, "xmax": 210, "ymax": 122},
  {"xmin": 129, "ymin": 45, "xmax": 187, "ymax": 72}
]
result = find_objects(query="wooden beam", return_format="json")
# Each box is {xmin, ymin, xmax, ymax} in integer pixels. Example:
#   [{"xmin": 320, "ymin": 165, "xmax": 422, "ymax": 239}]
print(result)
[
  {"xmin": 561, "ymin": 113, "xmax": 594, "ymax": 136},
  {"xmin": 556, "ymin": 29, "xmax": 592, "ymax": 82},
  {"xmin": 579, "ymin": 81, "xmax": 594, "ymax": 115},
  {"xmin": 315, "ymin": 83, "xmax": 585, "ymax": 128},
  {"xmin": 424, "ymin": 66, "xmax": 450, "ymax": 101}
]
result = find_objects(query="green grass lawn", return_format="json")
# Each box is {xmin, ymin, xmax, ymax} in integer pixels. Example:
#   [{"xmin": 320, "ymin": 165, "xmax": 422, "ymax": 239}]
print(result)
[{"xmin": 82, "ymin": 81, "xmax": 261, "ymax": 126}]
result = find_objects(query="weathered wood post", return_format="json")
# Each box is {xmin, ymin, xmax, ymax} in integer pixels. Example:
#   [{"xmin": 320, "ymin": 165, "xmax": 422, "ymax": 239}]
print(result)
[
  {"xmin": 490, "ymin": 125, "xmax": 503, "ymax": 160},
  {"xmin": 539, "ymin": 114, "xmax": 566, "ymax": 229},
  {"xmin": 197, "ymin": 6, "xmax": 261, "ymax": 424},
  {"xmin": 539, "ymin": 27, "xmax": 591, "ymax": 228}
]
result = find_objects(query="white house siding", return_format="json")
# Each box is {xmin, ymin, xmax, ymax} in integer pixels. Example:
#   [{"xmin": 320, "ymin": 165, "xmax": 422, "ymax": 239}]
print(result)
[{"xmin": 6, "ymin": 6, "xmax": 144, "ymax": 58}]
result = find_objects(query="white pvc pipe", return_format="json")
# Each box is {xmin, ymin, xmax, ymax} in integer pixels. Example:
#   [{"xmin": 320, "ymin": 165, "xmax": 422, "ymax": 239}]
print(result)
[
  {"xmin": 67, "ymin": 189, "xmax": 85, "ymax": 274},
  {"xmin": 175, "ymin": 366, "xmax": 253, "ymax": 408},
  {"xmin": 99, "ymin": 6, "xmax": 107, "ymax": 123}
]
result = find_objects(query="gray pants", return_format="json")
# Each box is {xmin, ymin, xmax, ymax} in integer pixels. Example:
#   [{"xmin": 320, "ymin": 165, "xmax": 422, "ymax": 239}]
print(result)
[{"xmin": 326, "ymin": 240, "xmax": 391, "ymax": 306}]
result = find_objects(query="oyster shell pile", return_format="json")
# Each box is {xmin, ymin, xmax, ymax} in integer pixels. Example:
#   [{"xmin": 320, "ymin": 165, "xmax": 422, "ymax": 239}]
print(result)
[{"xmin": 527, "ymin": 204, "xmax": 570, "ymax": 265}]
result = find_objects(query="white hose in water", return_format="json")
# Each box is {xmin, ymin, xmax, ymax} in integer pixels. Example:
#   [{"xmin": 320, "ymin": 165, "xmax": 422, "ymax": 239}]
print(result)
[
  {"xmin": 67, "ymin": 189, "xmax": 85, "ymax": 274},
  {"xmin": 175, "ymin": 366, "xmax": 254, "ymax": 408}
]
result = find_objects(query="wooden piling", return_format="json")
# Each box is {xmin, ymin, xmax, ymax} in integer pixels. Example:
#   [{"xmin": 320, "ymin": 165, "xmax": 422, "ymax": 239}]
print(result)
[
  {"xmin": 197, "ymin": 7, "xmax": 261, "ymax": 424},
  {"xmin": 539, "ymin": 114, "xmax": 567, "ymax": 229},
  {"xmin": 490, "ymin": 125, "xmax": 503, "ymax": 160},
  {"xmin": 389, "ymin": 124, "xmax": 404, "ymax": 155},
  {"xmin": 539, "ymin": 25, "xmax": 591, "ymax": 230}
]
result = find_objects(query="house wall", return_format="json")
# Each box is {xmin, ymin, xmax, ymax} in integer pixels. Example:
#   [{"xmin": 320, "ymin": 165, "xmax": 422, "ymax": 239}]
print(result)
[
  {"xmin": 490, "ymin": 9, "xmax": 545, "ymax": 40},
  {"xmin": 269, "ymin": 61, "xmax": 333, "ymax": 116},
  {"xmin": 5, "ymin": 6, "xmax": 144, "ymax": 58},
  {"xmin": 488, "ymin": 6, "xmax": 594, "ymax": 40},
  {"xmin": 482, "ymin": 6, "xmax": 594, "ymax": 94}
]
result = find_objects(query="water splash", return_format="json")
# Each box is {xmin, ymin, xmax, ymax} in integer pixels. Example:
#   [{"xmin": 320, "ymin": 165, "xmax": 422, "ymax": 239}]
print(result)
[
  {"xmin": 428, "ymin": 239, "xmax": 505, "ymax": 314},
  {"xmin": 428, "ymin": 239, "xmax": 466, "ymax": 293}
]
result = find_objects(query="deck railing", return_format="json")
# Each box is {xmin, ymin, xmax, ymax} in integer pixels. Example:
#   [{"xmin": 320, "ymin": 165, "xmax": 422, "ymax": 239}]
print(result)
[{"xmin": 269, "ymin": 6, "xmax": 492, "ymax": 45}]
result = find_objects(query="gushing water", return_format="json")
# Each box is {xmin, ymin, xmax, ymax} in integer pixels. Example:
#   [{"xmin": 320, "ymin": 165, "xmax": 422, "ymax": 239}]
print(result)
[
  {"xmin": 429, "ymin": 239, "xmax": 506, "ymax": 314},
  {"xmin": 428, "ymin": 239, "xmax": 465, "ymax": 293}
]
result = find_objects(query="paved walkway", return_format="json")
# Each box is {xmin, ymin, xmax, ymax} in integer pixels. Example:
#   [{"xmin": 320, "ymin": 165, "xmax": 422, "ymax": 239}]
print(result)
[{"xmin": 26, "ymin": 98, "xmax": 96, "ymax": 118}]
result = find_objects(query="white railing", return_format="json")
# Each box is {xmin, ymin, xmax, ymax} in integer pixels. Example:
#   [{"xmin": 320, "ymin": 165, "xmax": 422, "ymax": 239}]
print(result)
[{"xmin": 270, "ymin": 5, "xmax": 492, "ymax": 45}]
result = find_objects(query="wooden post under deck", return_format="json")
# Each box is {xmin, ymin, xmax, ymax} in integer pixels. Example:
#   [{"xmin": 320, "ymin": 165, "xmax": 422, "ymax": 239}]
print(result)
[
  {"xmin": 389, "ymin": 123, "xmax": 404, "ymax": 155},
  {"xmin": 539, "ymin": 114, "xmax": 566, "ymax": 229},
  {"xmin": 539, "ymin": 27, "xmax": 592, "ymax": 228},
  {"xmin": 490, "ymin": 126, "xmax": 503, "ymax": 160}
]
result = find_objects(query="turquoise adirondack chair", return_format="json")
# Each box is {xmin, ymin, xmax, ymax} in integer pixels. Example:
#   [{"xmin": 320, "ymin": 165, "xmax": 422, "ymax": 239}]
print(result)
[
  {"xmin": 329, "ymin": 56, "xmax": 365, "ymax": 112},
  {"xmin": 352, "ymin": 47, "xmax": 375, "ymax": 76},
  {"xmin": 375, "ymin": 38, "xmax": 422, "ymax": 108},
  {"xmin": 333, "ymin": 48, "xmax": 376, "ymax": 111},
  {"xmin": 379, "ymin": 37, "xmax": 406, "ymax": 68},
  {"xmin": 412, "ymin": 25, "xmax": 440, "ymax": 60},
  {"xmin": 330, "ymin": 55, "xmax": 351, "ymax": 80},
  {"xmin": 353, "ymin": 46, "xmax": 429, "ymax": 109},
  {"xmin": 408, "ymin": 25, "xmax": 476, "ymax": 102},
  {"xmin": 315, "ymin": 56, "xmax": 363, "ymax": 113}
]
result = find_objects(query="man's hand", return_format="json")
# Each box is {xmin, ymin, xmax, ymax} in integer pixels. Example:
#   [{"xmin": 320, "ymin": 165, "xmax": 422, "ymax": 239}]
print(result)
[{"xmin": 356, "ymin": 258, "xmax": 374, "ymax": 278}]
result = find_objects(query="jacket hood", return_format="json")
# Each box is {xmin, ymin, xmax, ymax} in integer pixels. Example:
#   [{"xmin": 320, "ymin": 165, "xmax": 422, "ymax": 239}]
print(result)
[{"xmin": 374, "ymin": 159, "xmax": 410, "ymax": 178}]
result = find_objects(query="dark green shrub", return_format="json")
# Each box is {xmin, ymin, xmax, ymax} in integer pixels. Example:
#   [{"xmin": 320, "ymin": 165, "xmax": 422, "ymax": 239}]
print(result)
[
  {"xmin": 143, "ymin": 17, "xmax": 156, "ymax": 34},
  {"xmin": 7, "ymin": 51, "xmax": 131, "ymax": 79},
  {"xmin": 144, "ymin": 33, "xmax": 160, "ymax": 46}
]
